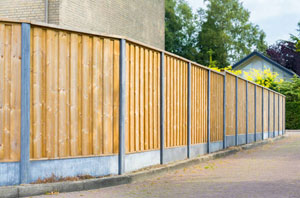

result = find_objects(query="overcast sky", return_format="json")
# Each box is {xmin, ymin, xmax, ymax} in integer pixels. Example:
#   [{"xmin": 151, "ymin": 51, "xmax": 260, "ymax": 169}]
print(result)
[{"xmin": 186, "ymin": 0, "xmax": 300, "ymax": 45}]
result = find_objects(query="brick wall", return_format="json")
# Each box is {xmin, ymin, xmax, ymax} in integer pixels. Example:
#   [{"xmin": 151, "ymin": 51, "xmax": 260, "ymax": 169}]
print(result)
[
  {"xmin": 59, "ymin": 0, "xmax": 165, "ymax": 49},
  {"xmin": 0, "ymin": 0, "xmax": 46, "ymax": 22},
  {"xmin": 0, "ymin": 0, "xmax": 165, "ymax": 49}
]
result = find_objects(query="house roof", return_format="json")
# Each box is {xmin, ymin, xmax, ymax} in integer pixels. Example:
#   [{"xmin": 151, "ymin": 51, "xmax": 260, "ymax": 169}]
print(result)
[{"xmin": 232, "ymin": 51, "xmax": 299, "ymax": 77}]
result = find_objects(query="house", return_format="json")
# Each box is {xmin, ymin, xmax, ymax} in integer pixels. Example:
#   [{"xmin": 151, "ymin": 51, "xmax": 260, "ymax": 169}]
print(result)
[
  {"xmin": 232, "ymin": 51, "xmax": 298, "ymax": 81},
  {"xmin": 0, "ymin": 0, "xmax": 165, "ymax": 49}
]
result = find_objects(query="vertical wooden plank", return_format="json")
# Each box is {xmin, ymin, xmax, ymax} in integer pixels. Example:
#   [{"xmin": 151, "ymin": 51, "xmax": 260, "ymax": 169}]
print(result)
[
  {"xmin": 58, "ymin": 31, "xmax": 70, "ymax": 157},
  {"xmin": 157, "ymin": 53, "xmax": 161, "ymax": 149},
  {"xmin": 70, "ymin": 33, "xmax": 79, "ymax": 156},
  {"xmin": 10, "ymin": 24, "xmax": 21, "ymax": 160},
  {"xmin": 144, "ymin": 49, "xmax": 149, "ymax": 150},
  {"xmin": 113, "ymin": 40, "xmax": 120, "ymax": 153},
  {"xmin": 81, "ymin": 35, "xmax": 91, "ymax": 155},
  {"xmin": 103, "ymin": 38, "xmax": 113, "ymax": 154},
  {"xmin": 134, "ymin": 46, "xmax": 140, "ymax": 151},
  {"xmin": 125, "ymin": 43, "xmax": 130, "ymax": 153},
  {"xmin": 148, "ymin": 50, "xmax": 153, "ymax": 149},
  {"xmin": 153, "ymin": 52, "xmax": 157, "ymax": 149},
  {"xmin": 77, "ymin": 35, "xmax": 83, "ymax": 155},
  {"xmin": 32, "ymin": 27, "xmax": 43, "ymax": 158},
  {"xmin": 0, "ymin": 24, "xmax": 5, "ymax": 160},
  {"xmin": 129, "ymin": 44, "xmax": 135, "ymax": 152},
  {"xmin": 139, "ymin": 47, "xmax": 144, "ymax": 151},
  {"xmin": 92, "ymin": 36, "xmax": 100, "ymax": 155}
]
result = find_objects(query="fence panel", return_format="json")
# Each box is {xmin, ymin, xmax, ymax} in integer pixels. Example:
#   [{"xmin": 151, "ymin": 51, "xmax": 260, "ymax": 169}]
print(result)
[
  {"xmin": 256, "ymin": 86, "xmax": 263, "ymax": 133},
  {"xmin": 263, "ymin": 89, "xmax": 269, "ymax": 133},
  {"xmin": 0, "ymin": 22, "xmax": 22, "ymax": 162},
  {"xmin": 275, "ymin": 94, "xmax": 279, "ymax": 133},
  {"xmin": 164, "ymin": 55, "xmax": 188, "ymax": 148},
  {"xmin": 210, "ymin": 72, "xmax": 224, "ymax": 142},
  {"xmin": 283, "ymin": 97, "xmax": 286, "ymax": 132},
  {"xmin": 225, "ymin": 73, "xmax": 236, "ymax": 136},
  {"xmin": 238, "ymin": 79, "xmax": 246, "ymax": 134},
  {"xmin": 269, "ymin": 92, "xmax": 274, "ymax": 133},
  {"xmin": 30, "ymin": 26, "xmax": 120, "ymax": 159},
  {"xmin": 248, "ymin": 83, "xmax": 255, "ymax": 134},
  {"xmin": 279, "ymin": 96, "xmax": 282, "ymax": 132},
  {"xmin": 125, "ymin": 42, "xmax": 161, "ymax": 153},
  {"xmin": 190, "ymin": 65, "xmax": 208, "ymax": 144}
]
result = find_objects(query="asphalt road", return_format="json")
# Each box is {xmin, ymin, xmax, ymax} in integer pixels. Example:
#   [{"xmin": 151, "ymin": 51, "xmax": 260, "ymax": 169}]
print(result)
[{"xmin": 31, "ymin": 132, "xmax": 300, "ymax": 198}]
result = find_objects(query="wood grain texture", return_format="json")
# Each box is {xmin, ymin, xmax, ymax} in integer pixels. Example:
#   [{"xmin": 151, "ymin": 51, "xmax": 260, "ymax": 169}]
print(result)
[
  {"xmin": 256, "ymin": 86, "xmax": 262, "ymax": 133},
  {"xmin": 163, "ymin": 55, "xmax": 188, "ymax": 148},
  {"xmin": 0, "ymin": 23, "xmax": 21, "ymax": 162},
  {"xmin": 190, "ymin": 65, "xmax": 208, "ymax": 144},
  {"xmin": 248, "ymin": 83, "xmax": 255, "ymax": 134},
  {"xmin": 269, "ymin": 92, "xmax": 274, "ymax": 133},
  {"xmin": 29, "ymin": 26, "xmax": 119, "ymax": 159},
  {"xmin": 210, "ymin": 72, "xmax": 224, "ymax": 142},
  {"xmin": 225, "ymin": 73, "xmax": 236, "ymax": 136},
  {"xmin": 238, "ymin": 79, "xmax": 246, "ymax": 135},
  {"xmin": 263, "ymin": 89, "xmax": 269, "ymax": 133}
]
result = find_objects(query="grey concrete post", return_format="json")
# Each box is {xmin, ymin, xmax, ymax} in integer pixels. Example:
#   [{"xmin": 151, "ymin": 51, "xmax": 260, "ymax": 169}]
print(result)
[
  {"xmin": 160, "ymin": 52, "xmax": 165, "ymax": 164},
  {"xmin": 235, "ymin": 77, "xmax": 238, "ymax": 146},
  {"xmin": 254, "ymin": 85, "xmax": 257, "ymax": 142},
  {"xmin": 119, "ymin": 39, "xmax": 126, "ymax": 175},
  {"xmin": 262, "ymin": 88, "xmax": 264, "ymax": 140},
  {"xmin": 268, "ymin": 91, "xmax": 270, "ymax": 138},
  {"xmin": 278, "ymin": 94, "xmax": 280, "ymax": 136},
  {"xmin": 246, "ymin": 81, "xmax": 248, "ymax": 144},
  {"xmin": 187, "ymin": 62, "xmax": 191, "ymax": 158},
  {"xmin": 273, "ymin": 93, "xmax": 275, "ymax": 137},
  {"xmin": 207, "ymin": 70, "xmax": 211, "ymax": 153},
  {"xmin": 223, "ymin": 72, "xmax": 226, "ymax": 149},
  {"xmin": 20, "ymin": 23, "xmax": 31, "ymax": 184}
]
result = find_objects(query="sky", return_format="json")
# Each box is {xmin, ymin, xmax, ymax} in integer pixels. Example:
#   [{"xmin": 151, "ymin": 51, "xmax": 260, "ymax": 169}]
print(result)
[{"xmin": 185, "ymin": 0, "xmax": 300, "ymax": 45}]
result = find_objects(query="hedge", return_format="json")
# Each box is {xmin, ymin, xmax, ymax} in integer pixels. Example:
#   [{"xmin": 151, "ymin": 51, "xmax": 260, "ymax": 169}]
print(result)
[{"xmin": 286, "ymin": 102, "xmax": 300, "ymax": 129}]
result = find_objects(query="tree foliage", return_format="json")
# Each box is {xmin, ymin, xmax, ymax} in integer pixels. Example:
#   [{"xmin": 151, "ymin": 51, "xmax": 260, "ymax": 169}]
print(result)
[
  {"xmin": 165, "ymin": 0, "xmax": 198, "ymax": 61},
  {"xmin": 196, "ymin": 0, "xmax": 267, "ymax": 67},
  {"xmin": 244, "ymin": 68, "xmax": 283, "ymax": 91},
  {"xmin": 278, "ymin": 75, "xmax": 300, "ymax": 102},
  {"xmin": 267, "ymin": 21, "xmax": 300, "ymax": 76}
]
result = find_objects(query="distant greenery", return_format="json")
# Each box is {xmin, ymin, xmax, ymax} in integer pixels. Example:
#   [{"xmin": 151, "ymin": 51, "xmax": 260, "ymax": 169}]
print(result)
[
  {"xmin": 286, "ymin": 102, "xmax": 300, "ymax": 129},
  {"xmin": 165, "ymin": 0, "xmax": 267, "ymax": 67},
  {"xmin": 243, "ymin": 68, "xmax": 283, "ymax": 91},
  {"xmin": 278, "ymin": 76, "xmax": 300, "ymax": 102}
]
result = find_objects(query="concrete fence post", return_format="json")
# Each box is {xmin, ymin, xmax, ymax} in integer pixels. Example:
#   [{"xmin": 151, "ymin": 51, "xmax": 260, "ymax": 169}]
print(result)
[
  {"xmin": 273, "ymin": 93, "xmax": 275, "ymax": 137},
  {"xmin": 160, "ymin": 52, "xmax": 165, "ymax": 164},
  {"xmin": 246, "ymin": 81, "xmax": 249, "ymax": 144},
  {"xmin": 235, "ymin": 76, "xmax": 238, "ymax": 146},
  {"xmin": 187, "ymin": 62, "xmax": 191, "ymax": 158},
  {"xmin": 207, "ymin": 70, "xmax": 211, "ymax": 153},
  {"xmin": 262, "ymin": 88, "xmax": 264, "ymax": 140},
  {"xmin": 268, "ymin": 91, "xmax": 270, "ymax": 138},
  {"xmin": 20, "ymin": 23, "xmax": 31, "ymax": 184},
  {"xmin": 254, "ymin": 85, "xmax": 257, "ymax": 142},
  {"xmin": 223, "ymin": 72, "xmax": 226, "ymax": 149},
  {"xmin": 118, "ymin": 39, "xmax": 126, "ymax": 175},
  {"xmin": 278, "ymin": 94, "xmax": 280, "ymax": 136}
]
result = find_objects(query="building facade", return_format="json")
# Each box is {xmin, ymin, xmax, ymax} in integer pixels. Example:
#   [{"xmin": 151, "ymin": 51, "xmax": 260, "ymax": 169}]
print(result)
[
  {"xmin": 0, "ymin": 0, "xmax": 165, "ymax": 49},
  {"xmin": 233, "ymin": 51, "xmax": 298, "ymax": 81}
]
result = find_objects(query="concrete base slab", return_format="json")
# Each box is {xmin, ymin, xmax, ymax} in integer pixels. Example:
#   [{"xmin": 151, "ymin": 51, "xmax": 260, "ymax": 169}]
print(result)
[
  {"xmin": 256, "ymin": 132, "xmax": 263, "ymax": 141},
  {"xmin": 238, "ymin": 134, "xmax": 246, "ymax": 145},
  {"xmin": 226, "ymin": 135, "xmax": 235, "ymax": 147},
  {"xmin": 125, "ymin": 150, "xmax": 160, "ymax": 172},
  {"xmin": 248, "ymin": 134, "xmax": 255, "ymax": 143},
  {"xmin": 263, "ymin": 132, "xmax": 269, "ymax": 139},
  {"xmin": 279, "ymin": 131, "xmax": 283, "ymax": 135},
  {"xmin": 210, "ymin": 141, "xmax": 223, "ymax": 153},
  {"xmin": 164, "ymin": 146, "xmax": 187, "ymax": 164},
  {"xmin": 0, "ymin": 162, "xmax": 19, "ymax": 186},
  {"xmin": 30, "ymin": 155, "xmax": 118, "ymax": 183},
  {"xmin": 190, "ymin": 143, "xmax": 207, "ymax": 158}
]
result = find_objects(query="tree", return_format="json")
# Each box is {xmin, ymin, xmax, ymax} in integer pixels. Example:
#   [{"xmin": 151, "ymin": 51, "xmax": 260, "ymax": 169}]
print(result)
[
  {"xmin": 267, "ymin": 21, "xmax": 300, "ymax": 75},
  {"xmin": 165, "ymin": 0, "xmax": 199, "ymax": 61},
  {"xmin": 196, "ymin": 0, "xmax": 267, "ymax": 68}
]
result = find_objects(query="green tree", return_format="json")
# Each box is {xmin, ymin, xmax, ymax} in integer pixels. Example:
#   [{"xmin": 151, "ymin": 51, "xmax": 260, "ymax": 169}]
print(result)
[
  {"xmin": 278, "ymin": 75, "xmax": 300, "ymax": 102},
  {"xmin": 197, "ymin": 0, "xmax": 267, "ymax": 67},
  {"xmin": 165, "ymin": 0, "xmax": 199, "ymax": 61}
]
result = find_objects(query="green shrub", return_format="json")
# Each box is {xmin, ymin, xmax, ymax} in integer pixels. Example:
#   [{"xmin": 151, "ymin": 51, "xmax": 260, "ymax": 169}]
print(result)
[{"xmin": 286, "ymin": 102, "xmax": 300, "ymax": 129}]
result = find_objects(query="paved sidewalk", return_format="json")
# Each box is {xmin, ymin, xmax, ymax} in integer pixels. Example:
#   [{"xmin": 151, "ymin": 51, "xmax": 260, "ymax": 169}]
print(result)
[{"xmin": 31, "ymin": 133, "xmax": 300, "ymax": 198}]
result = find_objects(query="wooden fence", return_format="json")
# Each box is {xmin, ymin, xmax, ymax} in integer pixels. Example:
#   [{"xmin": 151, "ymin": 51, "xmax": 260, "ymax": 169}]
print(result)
[{"xmin": 0, "ymin": 20, "xmax": 286, "ymax": 185}]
